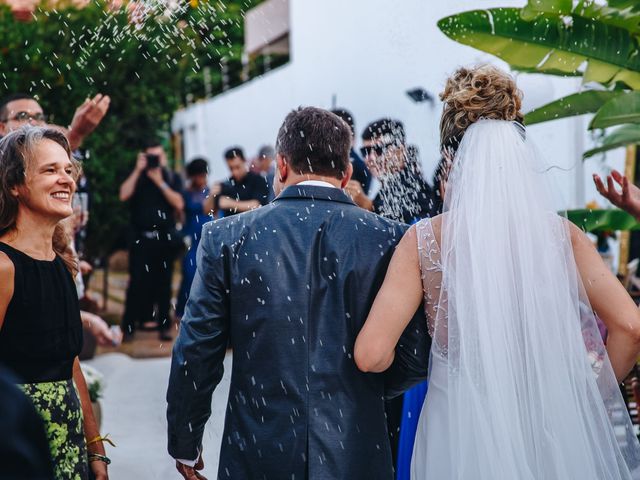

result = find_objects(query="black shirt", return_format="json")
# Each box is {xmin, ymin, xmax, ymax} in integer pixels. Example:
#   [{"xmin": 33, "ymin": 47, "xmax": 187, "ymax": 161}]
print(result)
[
  {"xmin": 350, "ymin": 148, "xmax": 371, "ymax": 195},
  {"xmin": 0, "ymin": 243, "xmax": 83, "ymax": 384},
  {"xmin": 218, "ymin": 171, "xmax": 269, "ymax": 217},
  {"xmin": 129, "ymin": 169, "xmax": 183, "ymax": 231},
  {"xmin": 373, "ymin": 169, "xmax": 435, "ymax": 224}
]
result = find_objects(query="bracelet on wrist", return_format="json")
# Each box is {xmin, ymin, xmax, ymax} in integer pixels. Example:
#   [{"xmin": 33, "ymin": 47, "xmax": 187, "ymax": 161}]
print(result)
[
  {"xmin": 87, "ymin": 434, "xmax": 116, "ymax": 447},
  {"xmin": 88, "ymin": 453, "xmax": 111, "ymax": 465}
]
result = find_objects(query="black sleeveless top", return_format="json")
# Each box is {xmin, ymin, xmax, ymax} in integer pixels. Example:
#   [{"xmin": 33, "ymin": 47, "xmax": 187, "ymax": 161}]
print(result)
[{"xmin": 0, "ymin": 242, "xmax": 83, "ymax": 383}]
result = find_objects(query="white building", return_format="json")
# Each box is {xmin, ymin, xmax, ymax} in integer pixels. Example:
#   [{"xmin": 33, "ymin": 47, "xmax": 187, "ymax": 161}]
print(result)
[{"xmin": 172, "ymin": 0, "xmax": 623, "ymax": 211}]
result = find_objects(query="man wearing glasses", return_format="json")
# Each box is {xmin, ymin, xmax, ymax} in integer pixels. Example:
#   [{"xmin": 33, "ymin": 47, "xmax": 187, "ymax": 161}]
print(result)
[
  {"xmin": 345, "ymin": 118, "xmax": 435, "ymax": 224},
  {"xmin": 0, "ymin": 92, "xmax": 110, "ymax": 150}
]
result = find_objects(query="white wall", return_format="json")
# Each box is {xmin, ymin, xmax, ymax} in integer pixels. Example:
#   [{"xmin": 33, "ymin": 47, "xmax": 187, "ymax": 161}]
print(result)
[{"xmin": 172, "ymin": 0, "xmax": 625, "ymax": 211}]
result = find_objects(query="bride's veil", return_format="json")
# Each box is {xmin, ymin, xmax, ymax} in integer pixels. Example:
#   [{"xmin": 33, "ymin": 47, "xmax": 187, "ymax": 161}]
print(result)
[{"xmin": 433, "ymin": 119, "xmax": 640, "ymax": 479}]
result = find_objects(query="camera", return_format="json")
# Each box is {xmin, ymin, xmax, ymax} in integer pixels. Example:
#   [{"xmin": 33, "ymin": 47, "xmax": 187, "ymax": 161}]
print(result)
[{"xmin": 146, "ymin": 154, "xmax": 160, "ymax": 169}]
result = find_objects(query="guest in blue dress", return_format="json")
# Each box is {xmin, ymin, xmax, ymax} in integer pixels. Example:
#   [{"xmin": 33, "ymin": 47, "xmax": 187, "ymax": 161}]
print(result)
[{"xmin": 176, "ymin": 158, "xmax": 210, "ymax": 319}]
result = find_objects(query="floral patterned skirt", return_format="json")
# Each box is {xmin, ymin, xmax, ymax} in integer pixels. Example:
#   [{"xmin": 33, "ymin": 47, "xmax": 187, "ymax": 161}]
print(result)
[{"xmin": 20, "ymin": 379, "xmax": 88, "ymax": 480}]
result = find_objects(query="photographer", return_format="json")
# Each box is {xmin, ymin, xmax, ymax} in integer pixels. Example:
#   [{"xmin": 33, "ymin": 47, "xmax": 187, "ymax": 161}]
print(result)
[{"xmin": 119, "ymin": 140, "xmax": 184, "ymax": 341}]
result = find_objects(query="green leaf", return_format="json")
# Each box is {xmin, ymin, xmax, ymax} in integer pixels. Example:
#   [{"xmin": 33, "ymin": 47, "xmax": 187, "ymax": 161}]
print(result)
[
  {"xmin": 590, "ymin": 91, "xmax": 640, "ymax": 128},
  {"xmin": 575, "ymin": 0, "xmax": 640, "ymax": 35},
  {"xmin": 566, "ymin": 208, "xmax": 640, "ymax": 231},
  {"xmin": 437, "ymin": 9, "xmax": 640, "ymax": 86},
  {"xmin": 525, "ymin": 90, "xmax": 622, "ymax": 125},
  {"xmin": 583, "ymin": 124, "xmax": 640, "ymax": 158},
  {"xmin": 521, "ymin": 0, "xmax": 572, "ymax": 20}
]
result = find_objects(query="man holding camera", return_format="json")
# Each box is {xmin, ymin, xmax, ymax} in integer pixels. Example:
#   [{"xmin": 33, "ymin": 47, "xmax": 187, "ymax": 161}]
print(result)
[{"xmin": 119, "ymin": 140, "xmax": 184, "ymax": 341}]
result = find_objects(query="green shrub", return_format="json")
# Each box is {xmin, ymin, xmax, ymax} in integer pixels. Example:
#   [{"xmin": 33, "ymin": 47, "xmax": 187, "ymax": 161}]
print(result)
[{"xmin": 0, "ymin": 0, "xmax": 259, "ymax": 257}]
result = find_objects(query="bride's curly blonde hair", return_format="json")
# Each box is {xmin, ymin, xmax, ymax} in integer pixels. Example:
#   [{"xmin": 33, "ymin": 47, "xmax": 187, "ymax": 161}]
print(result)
[{"xmin": 440, "ymin": 65, "xmax": 524, "ymax": 154}]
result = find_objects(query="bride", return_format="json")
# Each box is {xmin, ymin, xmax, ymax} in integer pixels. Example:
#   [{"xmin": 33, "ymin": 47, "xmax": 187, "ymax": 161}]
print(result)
[{"xmin": 354, "ymin": 65, "xmax": 640, "ymax": 479}]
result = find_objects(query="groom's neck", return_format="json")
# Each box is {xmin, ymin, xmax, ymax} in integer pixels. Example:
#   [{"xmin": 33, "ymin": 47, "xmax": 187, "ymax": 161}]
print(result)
[{"xmin": 286, "ymin": 173, "xmax": 343, "ymax": 188}]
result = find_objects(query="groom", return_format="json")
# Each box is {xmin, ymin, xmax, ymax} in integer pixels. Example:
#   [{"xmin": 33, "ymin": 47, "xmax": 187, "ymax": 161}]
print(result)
[{"xmin": 166, "ymin": 107, "xmax": 429, "ymax": 479}]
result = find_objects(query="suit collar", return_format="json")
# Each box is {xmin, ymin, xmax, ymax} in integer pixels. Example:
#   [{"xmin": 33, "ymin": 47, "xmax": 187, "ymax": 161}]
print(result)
[{"xmin": 274, "ymin": 185, "xmax": 356, "ymax": 206}]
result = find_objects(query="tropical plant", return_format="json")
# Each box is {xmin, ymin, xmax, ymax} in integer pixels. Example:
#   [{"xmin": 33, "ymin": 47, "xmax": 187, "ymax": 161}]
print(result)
[
  {"xmin": 566, "ymin": 208, "xmax": 640, "ymax": 232},
  {"xmin": 437, "ymin": 0, "xmax": 640, "ymax": 158}
]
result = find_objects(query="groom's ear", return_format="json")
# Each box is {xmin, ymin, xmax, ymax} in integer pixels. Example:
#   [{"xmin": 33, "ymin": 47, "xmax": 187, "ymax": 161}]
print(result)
[
  {"xmin": 276, "ymin": 154, "xmax": 288, "ymax": 182},
  {"xmin": 340, "ymin": 162, "xmax": 353, "ymax": 189}
]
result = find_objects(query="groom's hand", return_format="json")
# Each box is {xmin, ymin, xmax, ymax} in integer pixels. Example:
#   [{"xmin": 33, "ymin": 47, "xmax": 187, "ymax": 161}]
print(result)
[{"xmin": 176, "ymin": 457, "xmax": 207, "ymax": 480}]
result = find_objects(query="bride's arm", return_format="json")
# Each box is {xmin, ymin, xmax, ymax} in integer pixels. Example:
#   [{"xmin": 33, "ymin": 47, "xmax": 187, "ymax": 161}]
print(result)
[
  {"xmin": 570, "ymin": 222, "xmax": 640, "ymax": 382},
  {"xmin": 354, "ymin": 227, "xmax": 424, "ymax": 373}
]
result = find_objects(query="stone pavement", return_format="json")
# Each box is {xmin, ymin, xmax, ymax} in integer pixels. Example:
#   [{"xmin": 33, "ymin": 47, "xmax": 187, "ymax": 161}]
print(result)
[{"xmin": 86, "ymin": 352, "xmax": 231, "ymax": 479}]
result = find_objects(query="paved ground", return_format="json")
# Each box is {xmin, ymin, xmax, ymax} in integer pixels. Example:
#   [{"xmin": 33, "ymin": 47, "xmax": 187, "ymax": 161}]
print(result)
[
  {"xmin": 86, "ymin": 352, "xmax": 231, "ymax": 479},
  {"xmin": 83, "ymin": 260, "xmax": 234, "ymax": 478},
  {"xmin": 88, "ymin": 265, "xmax": 179, "ymax": 359}
]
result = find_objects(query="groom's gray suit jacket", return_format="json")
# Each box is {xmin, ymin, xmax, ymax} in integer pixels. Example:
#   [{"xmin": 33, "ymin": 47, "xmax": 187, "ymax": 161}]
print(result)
[{"xmin": 167, "ymin": 185, "xmax": 430, "ymax": 479}]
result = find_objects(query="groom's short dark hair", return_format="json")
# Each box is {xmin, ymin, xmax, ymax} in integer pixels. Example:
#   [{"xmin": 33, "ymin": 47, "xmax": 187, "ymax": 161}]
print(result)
[{"xmin": 276, "ymin": 107, "xmax": 351, "ymax": 180}]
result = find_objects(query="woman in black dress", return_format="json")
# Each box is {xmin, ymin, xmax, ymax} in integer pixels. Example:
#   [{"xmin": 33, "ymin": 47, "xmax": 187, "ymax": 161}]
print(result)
[{"xmin": 0, "ymin": 126, "xmax": 109, "ymax": 479}]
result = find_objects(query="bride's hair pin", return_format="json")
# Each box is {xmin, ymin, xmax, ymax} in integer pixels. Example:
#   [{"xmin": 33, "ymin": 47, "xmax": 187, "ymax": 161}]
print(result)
[{"xmin": 512, "ymin": 120, "xmax": 526, "ymax": 140}]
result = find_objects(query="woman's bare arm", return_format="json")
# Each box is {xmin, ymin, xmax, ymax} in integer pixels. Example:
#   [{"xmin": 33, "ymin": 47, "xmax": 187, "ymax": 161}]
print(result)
[
  {"xmin": 354, "ymin": 226, "xmax": 424, "ymax": 372},
  {"xmin": 73, "ymin": 358, "xmax": 108, "ymax": 479},
  {"xmin": 0, "ymin": 252, "xmax": 15, "ymax": 331},
  {"xmin": 570, "ymin": 223, "xmax": 640, "ymax": 382}
]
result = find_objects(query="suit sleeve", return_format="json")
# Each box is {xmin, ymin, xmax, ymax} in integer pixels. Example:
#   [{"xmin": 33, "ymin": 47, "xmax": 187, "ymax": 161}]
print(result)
[
  {"xmin": 166, "ymin": 222, "xmax": 230, "ymax": 459},
  {"xmin": 383, "ymin": 305, "xmax": 430, "ymax": 399}
]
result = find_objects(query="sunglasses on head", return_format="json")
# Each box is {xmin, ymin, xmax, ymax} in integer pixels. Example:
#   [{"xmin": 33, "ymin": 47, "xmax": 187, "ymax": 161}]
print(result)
[{"xmin": 3, "ymin": 111, "xmax": 46, "ymax": 123}]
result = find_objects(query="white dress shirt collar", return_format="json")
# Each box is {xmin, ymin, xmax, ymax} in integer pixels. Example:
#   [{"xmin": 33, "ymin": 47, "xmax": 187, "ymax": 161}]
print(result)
[{"xmin": 297, "ymin": 180, "xmax": 339, "ymax": 189}]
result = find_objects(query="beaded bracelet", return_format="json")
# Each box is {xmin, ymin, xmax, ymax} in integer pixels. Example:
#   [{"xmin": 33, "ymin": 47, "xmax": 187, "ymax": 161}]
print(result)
[{"xmin": 88, "ymin": 453, "xmax": 111, "ymax": 465}]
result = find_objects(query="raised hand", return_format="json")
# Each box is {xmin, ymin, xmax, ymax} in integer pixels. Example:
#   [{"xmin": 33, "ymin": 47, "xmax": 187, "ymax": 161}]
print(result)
[
  {"xmin": 145, "ymin": 165, "xmax": 164, "ymax": 186},
  {"xmin": 134, "ymin": 153, "xmax": 148, "ymax": 173},
  {"xmin": 593, "ymin": 170, "xmax": 640, "ymax": 220},
  {"xmin": 67, "ymin": 94, "xmax": 111, "ymax": 149}
]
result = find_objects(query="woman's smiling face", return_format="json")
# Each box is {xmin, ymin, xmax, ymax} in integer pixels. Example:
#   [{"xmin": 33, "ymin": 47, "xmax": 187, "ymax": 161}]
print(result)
[{"xmin": 15, "ymin": 138, "xmax": 77, "ymax": 222}]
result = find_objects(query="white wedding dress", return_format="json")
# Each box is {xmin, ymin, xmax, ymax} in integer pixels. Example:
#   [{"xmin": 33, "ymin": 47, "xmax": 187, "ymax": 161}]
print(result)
[{"xmin": 409, "ymin": 120, "xmax": 640, "ymax": 479}]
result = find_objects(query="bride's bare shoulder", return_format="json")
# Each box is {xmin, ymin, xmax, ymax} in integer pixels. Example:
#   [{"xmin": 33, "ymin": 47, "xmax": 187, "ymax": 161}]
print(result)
[{"xmin": 560, "ymin": 216, "xmax": 591, "ymax": 249}]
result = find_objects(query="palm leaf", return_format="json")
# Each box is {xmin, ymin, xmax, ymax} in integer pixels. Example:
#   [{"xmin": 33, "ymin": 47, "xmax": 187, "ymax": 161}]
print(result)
[
  {"xmin": 521, "ymin": 0, "xmax": 573, "ymax": 20},
  {"xmin": 574, "ymin": 0, "xmax": 640, "ymax": 35},
  {"xmin": 583, "ymin": 124, "xmax": 640, "ymax": 158},
  {"xmin": 437, "ymin": 9, "xmax": 640, "ymax": 88},
  {"xmin": 566, "ymin": 208, "xmax": 640, "ymax": 231},
  {"xmin": 525, "ymin": 90, "xmax": 622, "ymax": 125},
  {"xmin": 590, "ymin": 91, "xmax": 640, "ymax": 129}
]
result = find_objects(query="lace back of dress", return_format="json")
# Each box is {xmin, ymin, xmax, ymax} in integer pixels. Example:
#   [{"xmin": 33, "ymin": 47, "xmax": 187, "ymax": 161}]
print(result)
[{"xmin": 416, "ymin": 218, "xmax": 447, "ymax": 357}]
